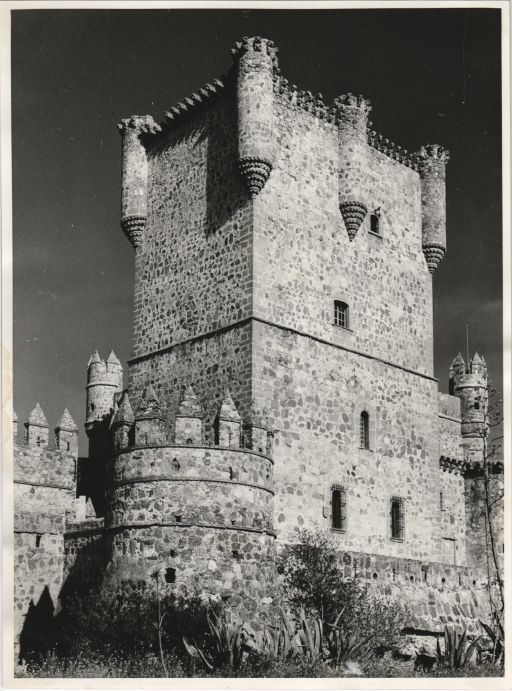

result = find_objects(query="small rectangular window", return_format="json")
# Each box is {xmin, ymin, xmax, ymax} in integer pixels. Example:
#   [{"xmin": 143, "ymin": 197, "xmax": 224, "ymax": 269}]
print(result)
[
  {"xmin": 391, "ymin": 497, "xmax": 404, "ymax": 541},
  {"xmin": 370, "ymin": 213, "xmax": 380, "ymax": 235},
  {"xmin": 331, "ymin": 485, "xmax": 347, "ymax": 532},
  {"xmin": 440, "ymin": 491, "xmax": 445, "ymax": 511},
  {"xmin": 334, "ymin": 301, "xmax": 349, "ymax": 329}
]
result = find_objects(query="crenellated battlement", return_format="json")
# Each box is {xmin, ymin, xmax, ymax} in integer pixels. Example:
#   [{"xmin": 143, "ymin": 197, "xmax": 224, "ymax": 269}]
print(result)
[
  {"xmin": 162, "ymin": 77, "xmax": 228, "ymax": 126},
  {"xmin": 111, "ymin": 384, "xmax": 274, "ymax": 458},
  {"xmin": 230, "ymin": 35, "xmax": 279, "ymax": 66},
  {"xmin": 117, "ymin": 114, "xmax": 161, "ymax": 136}
]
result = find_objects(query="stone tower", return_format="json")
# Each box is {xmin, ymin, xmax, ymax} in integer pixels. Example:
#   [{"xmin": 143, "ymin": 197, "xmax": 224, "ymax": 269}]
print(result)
[
  {"xmin": 118, "ymin": 34, "xmax": 455, "ymax": 565},
  {"xmin": 449, "ymin": 351, "xmax": 488, "ymax": 463},
  {"xmin": 449, "ymin": 352, "xmax": 504, "ymax": 574},
  {"xmin": 85, "ymin": 350, "xmax": 123, "ymax": 514}
]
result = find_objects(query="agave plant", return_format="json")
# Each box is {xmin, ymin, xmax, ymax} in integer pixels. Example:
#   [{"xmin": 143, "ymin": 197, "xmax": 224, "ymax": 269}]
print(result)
[
  {"xmin": 323, "ymin": 610, "xmax": 370, "ymax": 667},
  {"xmin": 260, "ymin": 607, "xmax": 324, "ymax": 663},
  {"xmin": 296, "ymin": 608, "xmax": 323, "ymax": 662},
  {"xmin": 183, "ymin": 609, "xmax": 258, "ymax": 672},
  {"xmin": 260, "ymin": 607, "xmax": 298, "ymax": 662},
  {"xmin": 436, "ymin": 626, "xmax": 480, "ymax": 670},
  {"xmin": 480, "ymin": 618, "xmax": 505, "ymax": 667}
]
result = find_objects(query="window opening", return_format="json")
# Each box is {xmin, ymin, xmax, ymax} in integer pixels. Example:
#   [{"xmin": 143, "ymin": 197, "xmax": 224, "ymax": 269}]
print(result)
[
  {"xmin": 359, "ymin": 411, "xmax": 370, "ymax": 450},
  {"xmin": 331, "ymin": 485, "xmax": 347, "ymax": 531},
  {"xmin": 165, "ymin": 567, "xmax": 176, "ymax": 583},
  {"xmin": 333, "ymin": 301, "xmax": 349, "ymax": 329},
  {"xmin": 35, "ymin": 534, "xmax": 42, "ymax": 548},
  {"xmin": 370, "ymin": 213, "xmax": 380, "ymax": 235},
  {"xmin": 391, "ymin": 497, "xmax": 404, "ymax": 541},
  {"xmin": 440, "ymin": 491, "xmax": 445, "ymax": 511}
]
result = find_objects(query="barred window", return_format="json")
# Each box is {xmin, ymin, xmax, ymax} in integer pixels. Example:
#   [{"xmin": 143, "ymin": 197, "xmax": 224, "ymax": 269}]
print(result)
[
  {"xmin": 359, "ymin": 411, "xmax": 370, "ymax": 449},
  {"xmin": 391, "ymin": 497, "xmax": 405, "ymax": 541},
  {"xmin": 331, "ymin": 485, "xmax": 347, "ymax": 532},
  {"xmin": 334, "ymin": 301, "xmax": 349, "ymax": 328}
]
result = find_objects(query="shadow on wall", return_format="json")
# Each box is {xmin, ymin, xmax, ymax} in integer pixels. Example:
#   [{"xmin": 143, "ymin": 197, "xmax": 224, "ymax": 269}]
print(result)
[
  {"xmin": 204, "ymin": 95, "xmax": 248, "ymax": 236},
  {"xmin": 18, "ymin": 586, "xmax": 55, "ymax": 663},
  {"xmin": 18, "ymin": 536, "xmax": 108, "ymax": 662},
  {"xmin": 146, "ymin": 91, "xmax": 248, "ymax": 239}
]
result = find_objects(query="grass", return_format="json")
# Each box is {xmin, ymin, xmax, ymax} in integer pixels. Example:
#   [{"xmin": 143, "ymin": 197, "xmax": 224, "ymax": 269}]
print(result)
[{"xmin": 15, "ymin": 652, "xmax": 503, "ymax": 679}]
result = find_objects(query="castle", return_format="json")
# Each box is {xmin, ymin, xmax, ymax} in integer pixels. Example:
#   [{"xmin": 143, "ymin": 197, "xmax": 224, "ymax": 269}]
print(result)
[{"xmin": 13, "ymin": 36, "xmax": 504, "ymax": 656}]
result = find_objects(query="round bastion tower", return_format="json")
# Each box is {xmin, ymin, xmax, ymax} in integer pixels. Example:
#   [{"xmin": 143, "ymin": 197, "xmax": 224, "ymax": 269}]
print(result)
[
  {"xmin": 85, "ymin": 350, "xmax": 123, "ymax": 514},
  {"xmin": 103, "ymin": 386, "xmax": 276, "ymax": 617},
  {"xmin": 450, "ymin": 351, "xmax": 488, "ymax": 463}
]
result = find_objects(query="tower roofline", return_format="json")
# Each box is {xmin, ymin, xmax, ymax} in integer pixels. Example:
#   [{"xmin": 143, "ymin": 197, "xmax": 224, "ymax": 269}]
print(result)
[{"xmin": 119, "ymin": 35, "xmax": 445, "ymax": 175}]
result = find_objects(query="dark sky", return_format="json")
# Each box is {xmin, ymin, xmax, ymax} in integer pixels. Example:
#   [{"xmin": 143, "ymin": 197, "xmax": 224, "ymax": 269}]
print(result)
[{"xmin": 12, "ymin": 8, "xmax": 503, "ymax": 452}]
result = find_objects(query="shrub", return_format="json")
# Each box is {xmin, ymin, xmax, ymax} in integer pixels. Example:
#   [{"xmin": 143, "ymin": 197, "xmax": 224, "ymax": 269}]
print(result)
[
  {"xmin": 52, "ymin": 580, "xmax": 213, "ymax": 664},
  {"xmin": 279, "ymin": 529, "xmax": 409, "ymax": 656}
]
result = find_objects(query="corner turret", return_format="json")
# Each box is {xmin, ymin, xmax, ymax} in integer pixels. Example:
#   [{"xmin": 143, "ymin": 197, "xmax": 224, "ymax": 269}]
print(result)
[
  {"xmin": 232, "ymin": 36, "xmax": 277, "ymax": 197},
  {"xmin": 55, "ymin": 408, "xmax": 78, "ymax": 456},
  {"xmin": 85, "ymin": 350, "xmax": 123, "ymax": 515},
  {"xmin": 449, "ymin": 352, "xmax": 466, "ymax": 394},
  {"xmin": 417, "ymin": 144, "xmax": 450, "ymax": 274},
  {"xmin": 450, "ymin": 351, "xmax": 488, "ymax": 463},
  {"xmin": 25, "ymin": 403, "xmax": 49, "ymax": 448},
  {"xmin": 335, "ymin": 94, "xmax": 372, "ymax": 241},
  {"xmin": 85, "ymin": 350, "xmax": 123, "ymax": 432},
  {"xmin": 117, "ymin": 115, "xmax": 161, "ymax": 249}
]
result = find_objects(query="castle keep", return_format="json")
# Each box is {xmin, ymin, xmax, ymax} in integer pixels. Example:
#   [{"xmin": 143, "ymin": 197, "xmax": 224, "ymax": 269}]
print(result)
[{"xmin": 14, "ymin": 37, "xmax": 504, "ymax": 652}]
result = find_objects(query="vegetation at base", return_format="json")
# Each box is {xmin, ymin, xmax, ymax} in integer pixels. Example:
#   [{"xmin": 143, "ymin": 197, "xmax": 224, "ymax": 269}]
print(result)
[{"xmin": 16, "ymin": 531, "xmax": 504, "ymax": 679}]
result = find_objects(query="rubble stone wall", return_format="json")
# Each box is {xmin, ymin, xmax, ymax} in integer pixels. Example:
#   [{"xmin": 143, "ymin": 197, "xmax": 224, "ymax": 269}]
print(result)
[
  {"xmin": 129, "ymin": 322, "xmax": 253, "ymax": 442},
  {"xmin": 132, "ymin": 95, "xmax": 252, "ymax": 361},
  {"xmin": 253, "ymin": 95, "xmax": 433, "ymax": 376},
  {"xmin": 251, "ymin": 319, "xmax": 466, "ymax": 565},
  {"xmin": 99, "ymin": 445, "xmax": 276, "ymax": 618}
]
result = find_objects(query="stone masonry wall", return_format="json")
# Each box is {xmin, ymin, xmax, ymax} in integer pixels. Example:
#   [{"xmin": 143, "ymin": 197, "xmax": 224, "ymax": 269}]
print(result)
[
  {"xmin": 465, "ymin": 472, "xmax": 504, "ymax": 573},
  {"xmin": 252, "ymin": 95, "xmax": 433, "ymax": 376},
  {"xmin": 100, "ymin": 445, "xmax": 275, "ymax": 619},
  {"xmin": 132, "ymin": 93, "xmax": 252, "ymax": 359},
  {"xmin": 63, "ymin": 518, "xmax": 106, "ymax": 593},
  {"xmin": 251, "ymin": 320, "xmax": 462, "ymax": 564},
  {"xmin": 277, "ymin": 546, "xmax": 490, "ymax": 636},
  {"xmin": 129, "ymin": 323, "xmax": 253, "ymax": 443},
  {"xmin": 14, "ymin": 513, "xmax": 66, "ymax": 643},
  {"xmin": 13, "ymin": 437, "xmax": 83, "ymax": 649},
  {"xmin": 128, "ymin": 94, "xmax": 259, "ymax": 439},
  {"xmin": 245, "ymin": 91, "xmax": 462, "ymax": 564}
]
